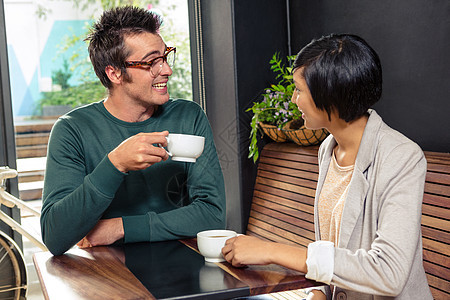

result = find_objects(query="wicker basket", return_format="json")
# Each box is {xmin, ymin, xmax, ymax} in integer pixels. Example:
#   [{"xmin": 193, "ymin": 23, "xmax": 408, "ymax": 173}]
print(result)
[
  {"xmin": 282, "ymin": 121, "xmax": 329, "ymax": 146},
  {"xmin": 259, "ymin": 123, "xmax": 289, "ymax": 143}
]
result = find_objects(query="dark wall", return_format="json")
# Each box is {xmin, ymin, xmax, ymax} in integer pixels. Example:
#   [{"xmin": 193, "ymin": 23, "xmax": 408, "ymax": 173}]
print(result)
[
  {"xmin": 195, "ymin": 0, "xmax": 288, "ymax": 232},
  {"xmin": 233, "ymin": 1, "xmax": 289, "ymax": 230},
  {"xmin": 195, "ymin": 0, "xmax": 449, "ymax": 232},
  {"xmin": 290, "ymin": 0, "xmax": 450, "ymax": 152}
]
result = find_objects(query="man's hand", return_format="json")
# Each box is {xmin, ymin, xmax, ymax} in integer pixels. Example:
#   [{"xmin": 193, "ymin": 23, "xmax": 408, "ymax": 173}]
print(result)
[
  {"xmin": 108, "ymin": 131, "xmax": 169, "ymax": 173},
  {"xmin": 77, "ymin": 218, "xmax": 124, "ymax": 248}
]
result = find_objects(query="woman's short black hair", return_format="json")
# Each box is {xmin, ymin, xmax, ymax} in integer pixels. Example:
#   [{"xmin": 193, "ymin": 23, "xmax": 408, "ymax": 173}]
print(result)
[{"xmin": 292, "ymin": 34, "xmax": 382, "ymax": 122}]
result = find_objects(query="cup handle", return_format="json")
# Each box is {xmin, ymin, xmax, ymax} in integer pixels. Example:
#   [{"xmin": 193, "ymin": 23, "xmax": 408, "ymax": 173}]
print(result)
[
  {"xmin": 158, "ymin": 137, "xmax": 172, "ymax": 157},
  {"xmin": 164, "ymin": 136, "xmax": 172, "ymax": 156}
]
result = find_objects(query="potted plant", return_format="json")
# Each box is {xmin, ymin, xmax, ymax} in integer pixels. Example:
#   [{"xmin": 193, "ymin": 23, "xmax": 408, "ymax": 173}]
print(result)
[
  {"xmin": 247, "ymin": 53, "xmax": 328, "ymax": 163},
  {"xmin": 247, "ymin": 53, "xmax": 301, "ymax": 162}
]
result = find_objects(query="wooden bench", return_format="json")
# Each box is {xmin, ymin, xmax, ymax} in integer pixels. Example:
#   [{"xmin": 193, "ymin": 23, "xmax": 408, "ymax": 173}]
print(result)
[
  {"xmin": 14, "ymin": 119, "xmax": 56, "ymax": 201},
  {"xmin": 247, "ymin": 142, "xmax": 449, "ymax": 299}
]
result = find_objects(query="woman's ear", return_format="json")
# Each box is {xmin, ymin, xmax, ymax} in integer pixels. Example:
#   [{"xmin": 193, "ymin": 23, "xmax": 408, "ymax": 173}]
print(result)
[{"xmin": 105, "ymin": 66, "xmax": 122, "ymax": 85}]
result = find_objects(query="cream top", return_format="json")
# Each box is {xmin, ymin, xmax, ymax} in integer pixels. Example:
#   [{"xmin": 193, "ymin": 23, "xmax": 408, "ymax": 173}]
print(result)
[{"xmin": 318, "ymin": 151, "xmax": 354, "ymax": 245}]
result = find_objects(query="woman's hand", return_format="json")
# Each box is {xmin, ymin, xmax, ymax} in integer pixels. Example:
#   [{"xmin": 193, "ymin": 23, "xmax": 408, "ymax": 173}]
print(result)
[
  {"xmin": 222, "ymin": 235, "xmax": 308, "ymax": 273},
  {"xmin": 222, "ymin": 235, "xmax": 274, "ymax": 267}
]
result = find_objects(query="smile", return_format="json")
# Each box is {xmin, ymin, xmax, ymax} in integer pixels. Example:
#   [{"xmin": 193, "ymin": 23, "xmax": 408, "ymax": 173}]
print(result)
[{"xmin": 152, "ymin": 82, "xmax": 167, "ymax": 89}]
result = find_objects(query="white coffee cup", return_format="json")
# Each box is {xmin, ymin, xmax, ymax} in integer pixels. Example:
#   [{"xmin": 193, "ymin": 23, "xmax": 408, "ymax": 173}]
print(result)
[
  {"xmin": 197, "ymin": 229, "xmax": 237, "ymax": 262},
  {"xmin": 166, "ymin": 133, "xmax": 205, "ymax": 163}
]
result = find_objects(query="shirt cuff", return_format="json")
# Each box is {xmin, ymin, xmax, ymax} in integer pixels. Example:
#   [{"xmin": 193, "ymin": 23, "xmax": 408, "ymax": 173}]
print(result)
[
  {"xmin": 305, "ymin": 241, "xmax": 334, "ymax": 284},
  {"xmin": 122, "ymin": 214, "xmax": 150, "ymax": 243},
  {"xmin": 305, "ymin": 286, "xmax": 328, "ymax": 296}
]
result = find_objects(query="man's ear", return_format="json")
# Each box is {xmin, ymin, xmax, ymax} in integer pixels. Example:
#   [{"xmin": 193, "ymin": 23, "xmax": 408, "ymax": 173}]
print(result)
[{"xmin": 105, "ymin": 66, "xmax": 123, "ymax": 84}]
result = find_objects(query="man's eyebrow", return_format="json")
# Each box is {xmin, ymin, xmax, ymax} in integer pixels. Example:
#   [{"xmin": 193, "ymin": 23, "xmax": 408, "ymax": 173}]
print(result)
[
  {"xmin": 141, "ymin": 45, "xmax": 167, "ymax": 60},
  {"xmin": 141, "ymin": 50, "xmax": 161, "ymax": 61}
]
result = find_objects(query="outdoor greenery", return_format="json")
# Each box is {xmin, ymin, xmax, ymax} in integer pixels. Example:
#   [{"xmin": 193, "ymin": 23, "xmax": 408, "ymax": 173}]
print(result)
[
  {"xmin": 247, "ymin": 53, "xmax": 302, "ymax": 162},
  {"xmin": 39, "ymin": 82, "xmax": 106, "ymax": 108},
  {"xmin": 51, "ymin": 59, "xmax": 72, "ymax": 90},
  {"xmin": 36, "ymin": 0, "xmax": 192, "ymax": 114}
]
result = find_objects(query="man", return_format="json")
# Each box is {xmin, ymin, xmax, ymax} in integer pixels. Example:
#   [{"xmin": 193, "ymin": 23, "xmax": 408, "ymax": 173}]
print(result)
[{"xmin": 40, "ymin": 6, "xmax": 226, "ymax": 256}]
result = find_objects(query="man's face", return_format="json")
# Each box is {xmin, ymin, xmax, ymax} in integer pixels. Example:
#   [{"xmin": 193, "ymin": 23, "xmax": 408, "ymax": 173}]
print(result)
[{"xmin": 121, "ymin": 32, "xmax": 173, "ymax": 108}]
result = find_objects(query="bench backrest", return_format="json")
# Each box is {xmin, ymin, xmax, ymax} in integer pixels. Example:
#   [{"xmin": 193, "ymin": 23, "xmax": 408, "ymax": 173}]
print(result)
[{"xmin": 246, "ymin": 142, "xmax": 449, "ymax": 299}]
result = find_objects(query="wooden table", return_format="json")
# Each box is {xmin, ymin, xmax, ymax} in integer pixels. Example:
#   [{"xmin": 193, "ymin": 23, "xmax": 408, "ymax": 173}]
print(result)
[{"xmin": 33, "ymin": 239, "xmax": 321, "ymax": 299}]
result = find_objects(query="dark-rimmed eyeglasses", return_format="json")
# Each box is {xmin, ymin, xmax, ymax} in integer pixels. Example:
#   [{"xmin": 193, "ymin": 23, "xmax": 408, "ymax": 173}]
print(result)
[{"xmin": 125, "ymin": 47, "xmax": 176, "ymax": 77}]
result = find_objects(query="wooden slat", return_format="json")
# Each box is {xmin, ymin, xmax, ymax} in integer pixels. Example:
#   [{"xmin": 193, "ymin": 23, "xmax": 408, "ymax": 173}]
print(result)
[
  {"xmin": 423, "ymin": 260, "xmax": 450, "ymax": 282},
  {"xmin": 258, "ymin": 169, "xmax": 317, "ymax": 190},
  {"xmin": 422, "ymin": 237, "xmax": 450, "ymax": 257},
  {"xmin": 252, "ymin": 197, "xmax": 314, "ymax": 223},
  {"xmin": 425, "ymin": 182, "xmax": 450, "ymax": 197},
  {"xmin": 254, "ymin": 185, "xmax": 315, "ymax": 208},
  {"xmin": 15, "ymin": 132, "xmax": 50, "ymax": 146},
  {"xmin": 247, "ymin": 218, "xmax": 312, "ymax": 247},
  {"xmin": 430, "ymin": 287, "xmax": 449, "ymax": 300},
  {"xmin": 426, "ymin": 163, "xmax": 450, "ymax": 174},
  {"xmin": 422, "ymin": 203, "xmax": 450, "ymax": 220},
  {"xmin": 422, "ymin": 226, "xmax": 450, "ymax": 245},
  {"xmin": 425, "ymin": 151, "xmax": 450, "ymax": 165},
  {"xmin": 262, "ymin": 150, "xmax": 319, "ymax": 165},
  {"xmin": 246, "ymin": 229, "xmax": 273, "ymax": 242},
  {"xmin": 249, "ymin": 209, "xmax": 315, "ymax": 241},
  {"xmin": 18, "ymin": 170, "xmax": 45, "ymax": 183},
  {"xmin": 250, "ymin": 203, "xmax": 314, "ymax": 234},
  {"xmin": 19, "ymin": 188, "xmax": 43, "ymax": 201},
  {"xmin": 426, "ymin": 171, "xmax": 450, "ymax": 185},
  {"xmin": 422, "ymin": 215, "xmax": 450, "ymax": 233},
  {"xmin": 426, "ymin": 273, "xmax": 450, "ymax": 299},
  {"xmin": 16, "ymin": 145, "xmax": 48, "ymax": 158},
  {"xmin": 255, "ymin": 178, "xmax": 316, "ymax": 198},
  {"xmin": 423, "ymin": 249, "xmax": 450, "ymax": 269},
  {"xmin": 423, "ymin": 193, "xmax": 450, "ymax": 209},
  {"xmin": 258, "ymin": 162, "xmax": 319, "ymax": 181},
  {"xmin": 252, "ymin": 190, "xmax": 314, "ymax": 214},
  {"xmin": 259, "ymin": 156, "xmax": 319, "ymax": 174},
  {"xmin": 14, "ymin": 120, "xmax": 56, "ymax": 133},
  {"xmin": 263, "ymin": 143, "xmax": 319, "ymax": 156}
]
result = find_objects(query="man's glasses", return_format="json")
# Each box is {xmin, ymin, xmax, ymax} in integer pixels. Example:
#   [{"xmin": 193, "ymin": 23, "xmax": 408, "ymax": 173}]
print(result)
[{"xmin": 125, "ymin": 47, "xmax": 176, "ymax": 77}]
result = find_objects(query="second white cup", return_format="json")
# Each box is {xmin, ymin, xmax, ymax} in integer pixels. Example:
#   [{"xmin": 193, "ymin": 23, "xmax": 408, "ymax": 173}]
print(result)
[{"xmin": 197, "ymin": 229, "xmax": 236, "ymax": 262}]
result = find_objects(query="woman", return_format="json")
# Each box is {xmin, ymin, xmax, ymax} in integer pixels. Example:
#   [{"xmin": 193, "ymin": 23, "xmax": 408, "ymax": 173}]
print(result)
[{"xmin": 222, "ymin": 34, "xmax": 432, "ymax": 299}]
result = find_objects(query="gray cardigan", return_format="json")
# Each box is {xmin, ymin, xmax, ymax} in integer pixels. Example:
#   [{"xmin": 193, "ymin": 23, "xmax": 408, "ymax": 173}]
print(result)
[{"xmin": 315, "ymin": 110, "xmax": 433, "ymax": 299}]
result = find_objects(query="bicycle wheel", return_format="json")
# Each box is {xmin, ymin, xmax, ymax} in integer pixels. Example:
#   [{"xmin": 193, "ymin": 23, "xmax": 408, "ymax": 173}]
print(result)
[{"xmin": 0, "ymin": 231, "xmax": 27, "ymax": 300}]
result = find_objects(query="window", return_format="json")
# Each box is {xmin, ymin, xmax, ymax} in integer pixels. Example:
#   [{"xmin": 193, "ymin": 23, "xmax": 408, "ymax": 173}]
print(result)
[{"xmin": 4, "ymin": 0, "xmax": 193, "ymax": 202}]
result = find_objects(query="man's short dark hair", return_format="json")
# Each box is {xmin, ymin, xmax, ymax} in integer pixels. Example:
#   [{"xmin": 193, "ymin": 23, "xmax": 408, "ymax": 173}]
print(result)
[
  {"xmin": 86, "ymin": 6, "xmax": 162, "ymax": 89},
  {"xmin": 293, "ymin": 34, "xmax": 382, "ymax": 122}
]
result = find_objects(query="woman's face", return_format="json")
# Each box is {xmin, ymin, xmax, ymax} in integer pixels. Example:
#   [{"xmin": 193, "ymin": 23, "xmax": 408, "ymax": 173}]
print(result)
[{"xmin": 291, "ymin": 67, "xmax": 331, "ymax": 130}]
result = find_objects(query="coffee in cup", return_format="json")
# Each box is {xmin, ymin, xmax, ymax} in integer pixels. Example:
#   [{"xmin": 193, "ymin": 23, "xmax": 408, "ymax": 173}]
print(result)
[{"xmin": 197, "ymin": 229, "xmax": 236, "ymax": 262}]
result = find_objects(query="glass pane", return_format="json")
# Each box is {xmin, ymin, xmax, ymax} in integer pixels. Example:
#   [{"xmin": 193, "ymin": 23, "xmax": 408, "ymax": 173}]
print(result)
[
  {"xmin": 3, "ymin": 1, "xmax": 192, "ymax": 298},
  {"xmin": 4, "ymin": 0, "xmax": 192, "ymax": 201}
]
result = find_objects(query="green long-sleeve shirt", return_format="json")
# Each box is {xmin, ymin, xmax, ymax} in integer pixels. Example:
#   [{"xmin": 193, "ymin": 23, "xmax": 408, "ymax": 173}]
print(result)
[{"xmin": 41, "ymin": 99, "xmax": 226, "ymax": 255}]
